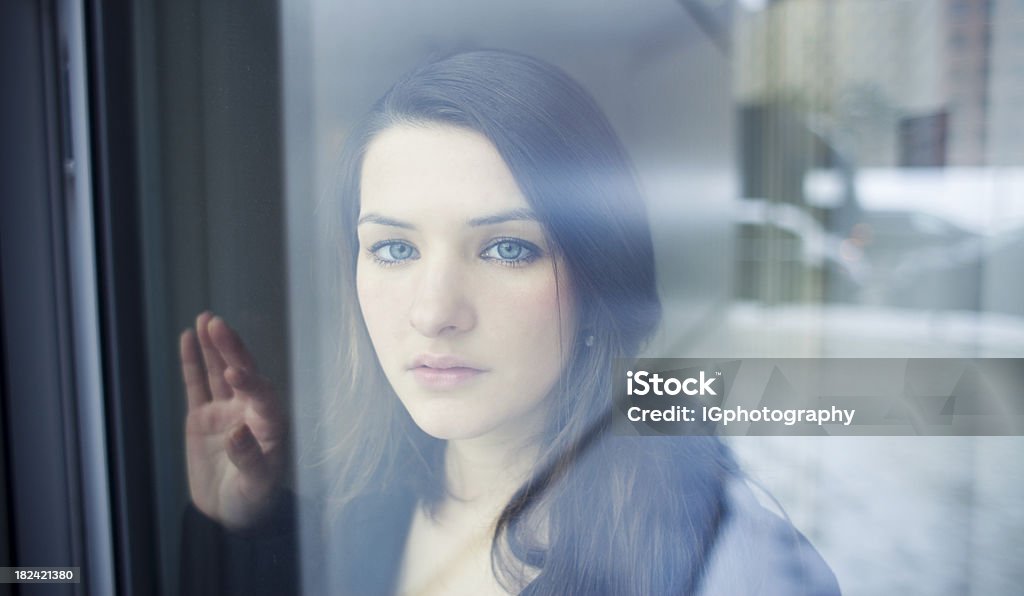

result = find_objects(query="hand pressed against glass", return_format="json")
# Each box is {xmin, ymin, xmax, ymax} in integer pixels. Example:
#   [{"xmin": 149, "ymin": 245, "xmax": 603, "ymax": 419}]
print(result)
[{"xmin": 180, "ymin": 312, "xmax": 288, "ymax": 531}]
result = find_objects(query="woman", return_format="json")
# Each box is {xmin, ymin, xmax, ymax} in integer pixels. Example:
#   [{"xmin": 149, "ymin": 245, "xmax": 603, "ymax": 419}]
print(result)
[{"xmin": 180, "ymin": 50, "xmax": 839, "ymax": 595}]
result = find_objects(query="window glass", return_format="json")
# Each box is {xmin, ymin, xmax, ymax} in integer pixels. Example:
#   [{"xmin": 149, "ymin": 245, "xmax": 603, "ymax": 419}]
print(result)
[{"xmin": 135, "ymin": 1, "xmax": 1023, "ymax": 593}]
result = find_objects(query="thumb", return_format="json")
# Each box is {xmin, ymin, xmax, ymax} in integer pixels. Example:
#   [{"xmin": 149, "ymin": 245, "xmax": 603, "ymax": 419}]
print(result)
[{"xmin": 226, "ymin": 423, "xmax": 270, "ymax": 480}]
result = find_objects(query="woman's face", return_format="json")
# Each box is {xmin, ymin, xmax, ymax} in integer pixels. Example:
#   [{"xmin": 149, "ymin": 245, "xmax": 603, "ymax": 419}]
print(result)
[{"xmin": 356, "ymin": 123, "xmax": 576, "ymax": 444}]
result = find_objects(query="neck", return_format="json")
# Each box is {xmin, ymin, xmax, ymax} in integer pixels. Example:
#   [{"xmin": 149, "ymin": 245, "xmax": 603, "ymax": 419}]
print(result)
[{"xmin": 443, "ymin": 431, "xmax": 542, "ymax": 511}]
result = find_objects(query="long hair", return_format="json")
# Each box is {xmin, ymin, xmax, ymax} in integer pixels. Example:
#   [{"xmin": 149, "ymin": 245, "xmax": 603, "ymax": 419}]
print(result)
[{"xmin": 319, "ymin": 50, "xmax": 735, "ymax": 595}]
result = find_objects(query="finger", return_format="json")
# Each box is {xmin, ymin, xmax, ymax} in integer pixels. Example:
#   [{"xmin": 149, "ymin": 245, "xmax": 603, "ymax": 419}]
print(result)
[
  {"xmin": 224, "ymin": 366, "xmax": 285, "ymax": 423},
  {"xmin": 208, "ymin": 315, "xmax": 257, "ymax": 372},
  {"xmin": 196, "ymin": 311, "xmax": 233, "ymax": 400},
  {"xmin": 226, "ymin": 423, "xmax": 270, "ymax": 480},
  {"xmin": 179, "ymin": 329, "xmax": 212, "ymax": 409},
  {"xmin": 224, "ymin": 365, "xmax": 272, "ymax": 395}
]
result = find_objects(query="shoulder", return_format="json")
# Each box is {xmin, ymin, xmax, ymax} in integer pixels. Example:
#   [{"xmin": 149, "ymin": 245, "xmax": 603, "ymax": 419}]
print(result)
[{"xmin": 699, "ymin": 474, "xmax": 841, "ymax": 596}]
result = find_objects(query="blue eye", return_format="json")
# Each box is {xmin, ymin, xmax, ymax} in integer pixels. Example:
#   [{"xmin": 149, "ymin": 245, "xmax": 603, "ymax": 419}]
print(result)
[
  {"xmin": 481, "ymin": 239, "xmax": 540, "ymax": 266},
  {"xmin": 369, "ymin": 240, "xmax": 419, "ymax": 265}
]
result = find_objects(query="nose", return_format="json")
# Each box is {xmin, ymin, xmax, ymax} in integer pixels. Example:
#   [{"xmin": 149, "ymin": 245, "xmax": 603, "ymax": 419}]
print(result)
[{"xmin": 408, "ymin": 258, "xmax": 476, "ymax": 338}]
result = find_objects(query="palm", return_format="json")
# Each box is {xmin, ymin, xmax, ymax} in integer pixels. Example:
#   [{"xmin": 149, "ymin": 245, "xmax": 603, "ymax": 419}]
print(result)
[{"xmin": 180, "ymin": 312, "xmax": 287, "ymax": 530}]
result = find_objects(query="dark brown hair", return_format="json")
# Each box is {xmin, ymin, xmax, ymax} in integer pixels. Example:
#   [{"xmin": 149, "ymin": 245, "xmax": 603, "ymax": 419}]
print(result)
[{"xmin": 320, "ymin": 50, "xmax": 735, "ymax": 595}]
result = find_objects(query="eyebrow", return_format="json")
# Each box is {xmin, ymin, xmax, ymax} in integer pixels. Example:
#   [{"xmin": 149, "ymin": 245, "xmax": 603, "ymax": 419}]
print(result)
[
  {"xmin": 357, "ymin": 208, "xmax": 538, "ymax": 229},
  {"xmin": 468, "ymin": 208, "xmax": 538, "ymax": 227},
  {"xmin": 356, "ymin": 213, "xmax": 415, "ymax": 229}
]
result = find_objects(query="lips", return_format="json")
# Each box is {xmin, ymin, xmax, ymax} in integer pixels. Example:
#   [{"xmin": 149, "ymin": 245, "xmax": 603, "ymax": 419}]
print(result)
[{"xmin": 408, "ymin": 354, "xmax": 487, "ymax": 389}]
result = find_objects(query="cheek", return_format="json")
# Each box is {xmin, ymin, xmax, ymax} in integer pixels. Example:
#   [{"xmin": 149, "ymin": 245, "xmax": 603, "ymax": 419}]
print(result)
[
  {"xmin": 356, "ymin": 268, "xmax": 405, "ymax": 346},
  {"xmin": 487, "ymin": 270, "xmax": 575, "ymax": 354}
]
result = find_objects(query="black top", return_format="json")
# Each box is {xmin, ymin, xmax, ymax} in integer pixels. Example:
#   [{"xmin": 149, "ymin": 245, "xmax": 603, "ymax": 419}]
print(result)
[{"xmin": 180, "ymin": 486, "xmax": 417, "ymax": 596}]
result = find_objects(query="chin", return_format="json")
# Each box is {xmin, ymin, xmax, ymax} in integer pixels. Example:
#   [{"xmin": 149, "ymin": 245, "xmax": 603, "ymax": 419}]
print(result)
[
  {"xmin": 398, "ymin": 399, "xmax": 491, "ymax": 440},
  {"xmin": 408, "ymin": 415, "xmax": 492, "ymax": 441}
]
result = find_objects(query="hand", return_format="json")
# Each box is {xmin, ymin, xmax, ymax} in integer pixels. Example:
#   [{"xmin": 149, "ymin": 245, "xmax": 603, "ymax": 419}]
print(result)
[{"xmin": 180, "ymin": 311, "xmax": 288, "ymax": 531}]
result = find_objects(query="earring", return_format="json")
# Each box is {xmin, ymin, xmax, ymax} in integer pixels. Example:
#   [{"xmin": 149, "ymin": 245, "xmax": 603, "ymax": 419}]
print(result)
[{"xmin": 584, "ymin": 334, "xmax": 595, "ymax": 347}]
